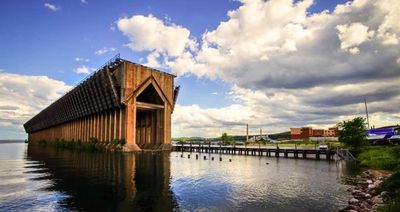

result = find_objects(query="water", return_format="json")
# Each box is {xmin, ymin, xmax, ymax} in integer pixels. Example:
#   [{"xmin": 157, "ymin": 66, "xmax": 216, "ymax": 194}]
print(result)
[{"xmin": 0, "ymin": 142, "xmax": 358, "ymax": 211}]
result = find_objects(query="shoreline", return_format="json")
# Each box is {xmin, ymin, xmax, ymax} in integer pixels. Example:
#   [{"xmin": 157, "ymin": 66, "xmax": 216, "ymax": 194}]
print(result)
[{"xmin": 341, "ymin": 169, "xmax": 392, "ymax": 212}]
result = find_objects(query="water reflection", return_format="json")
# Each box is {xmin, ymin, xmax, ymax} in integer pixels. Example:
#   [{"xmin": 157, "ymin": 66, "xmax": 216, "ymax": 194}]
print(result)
[
  {"xmin": 169, "ymin": 153, "xmax": 356, "ymax": 212},
  {"xmin": 26, "ymin": 145, "xmax": 177, "ymax": 211},
  {"xmin": 0, "ymin": 143, "xmax": 359, "ymax": 212}
]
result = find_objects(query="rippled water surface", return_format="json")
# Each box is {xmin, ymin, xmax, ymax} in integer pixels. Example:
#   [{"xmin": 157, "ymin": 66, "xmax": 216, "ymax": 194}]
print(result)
[{"xmin": 0, "ymin": 142, "xmax": 358, "ymax": 211}]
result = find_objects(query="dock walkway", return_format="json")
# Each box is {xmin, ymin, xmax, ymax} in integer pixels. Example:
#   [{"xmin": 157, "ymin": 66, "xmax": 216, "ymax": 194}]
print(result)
[{"xmin": 173, "ymin": 144, "xmax": 337, "ymax": 160}]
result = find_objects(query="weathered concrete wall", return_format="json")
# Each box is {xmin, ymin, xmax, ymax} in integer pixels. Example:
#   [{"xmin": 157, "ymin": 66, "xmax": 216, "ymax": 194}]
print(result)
[{"xmin": 28, "ymin": 108, "xmax": 126, "ymax": 143}]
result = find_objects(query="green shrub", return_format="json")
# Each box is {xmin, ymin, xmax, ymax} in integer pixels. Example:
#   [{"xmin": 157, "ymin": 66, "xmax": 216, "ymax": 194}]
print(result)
[
  {"xmin": 31, "ymin": 137, "xmax": 124, "ymax": 153},
  {"xmin": 38, "ymin": 140, "xmax": 47, "ymax": 146},
  {"xmin": 337, "ymin": 117, "xmax": 368, "ymax": 149},
  {"xmin": 112, "ymin": 138, "xmax": 126, "ymax": 146},
  {"xmin": 379, "ymin": 171, "xmax": 400, "ymax": 194},
  {"xmin": 379, "ymin": 195, "xmax": 400, "ymax": 212},
  {"xmin": 378, "ymin": 171, "xmax": 400, "ymax": 212},
  {"xmin": 119, "ymin": 139, "xmax": 126, "ymax": 146}
]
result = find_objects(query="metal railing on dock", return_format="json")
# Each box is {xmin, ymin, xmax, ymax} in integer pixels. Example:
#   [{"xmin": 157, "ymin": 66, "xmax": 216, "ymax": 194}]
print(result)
[
  {"xmin": 173, "ymin": 143, "xmax": 337, "ymax": 161},
  {"xmin": 335, "ymin": 148, "xmax": 356, "ymax": 161}
]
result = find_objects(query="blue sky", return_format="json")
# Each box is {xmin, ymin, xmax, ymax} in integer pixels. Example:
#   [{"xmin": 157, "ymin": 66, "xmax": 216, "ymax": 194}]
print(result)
[{"xmin": 1, "ymin": 0, "xmax": 399, "ymax": 139}]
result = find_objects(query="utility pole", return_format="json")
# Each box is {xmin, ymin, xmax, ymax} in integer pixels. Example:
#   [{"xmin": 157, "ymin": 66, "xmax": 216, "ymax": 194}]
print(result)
[
  {"xmin": 246, "ymin": 124, "xmax": 249, "ymax": 143},
  {"xmin": 364, "ymin": 98, "xmax": 370, "ymax": 129},
  {"xmin": 259, "ymin": 128, "xmax": 262, "ymax": 149}
]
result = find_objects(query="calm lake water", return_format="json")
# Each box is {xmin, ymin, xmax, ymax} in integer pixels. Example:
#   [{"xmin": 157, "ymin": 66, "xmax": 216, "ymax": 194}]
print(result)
[{"xmin": 0, "ymin": 142, "xmax": 358, "ymax": 211}]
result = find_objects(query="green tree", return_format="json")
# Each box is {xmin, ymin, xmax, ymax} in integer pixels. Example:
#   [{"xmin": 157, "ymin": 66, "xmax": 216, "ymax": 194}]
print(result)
[
  {"xmin": 337, "ymin": 117, "xmax": 367, "ymax": 149},
  {"xmin": 176, "ymin": 137, "xmax": 189, "ymax": 145},
  {"xmin": 221, "ymin": 132, "xmax": 230, "ymax": 145}
]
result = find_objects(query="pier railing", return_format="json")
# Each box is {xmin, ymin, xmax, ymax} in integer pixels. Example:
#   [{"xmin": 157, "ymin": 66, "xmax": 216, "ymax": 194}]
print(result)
[
  {"xmin": 335, "ymin": 148, "xmax": 356, "ymax": 161},
  {"xmin": 173, "ymin": 143, "xmax": 337, "ymax": 161}
]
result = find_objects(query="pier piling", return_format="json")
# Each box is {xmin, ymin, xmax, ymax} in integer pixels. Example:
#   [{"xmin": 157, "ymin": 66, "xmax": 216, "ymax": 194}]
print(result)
[{"xmin": 175, "ymin": 145, "xmax": 336, "ymax": 161}]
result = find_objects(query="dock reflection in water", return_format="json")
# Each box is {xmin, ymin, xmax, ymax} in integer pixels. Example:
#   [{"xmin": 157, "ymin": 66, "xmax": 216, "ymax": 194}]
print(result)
[{"xmin": 26, "ymin": 145, "xmax": 177, "ymax": 211}]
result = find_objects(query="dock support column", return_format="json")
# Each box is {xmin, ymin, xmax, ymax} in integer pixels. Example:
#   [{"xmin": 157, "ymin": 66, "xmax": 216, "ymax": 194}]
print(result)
[
  {"xmin": 113, "ymin": 109, "xmax": 118, "ymax": 141},
  {"xmin": 326, "ymin": 151, "xmax": 331, "ymax": 161}
]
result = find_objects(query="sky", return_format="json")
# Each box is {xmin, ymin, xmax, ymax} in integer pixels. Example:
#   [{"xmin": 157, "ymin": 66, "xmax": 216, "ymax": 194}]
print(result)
[{"xmin": 0, "ymin": 0, "xmax": 399, "ymax": 139}]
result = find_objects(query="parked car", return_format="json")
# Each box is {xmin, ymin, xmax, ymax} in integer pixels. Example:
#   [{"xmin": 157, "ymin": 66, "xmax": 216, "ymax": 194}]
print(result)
[{"xmin": 318, "ymin": 143, "xmax": 328, "ymax": 150}]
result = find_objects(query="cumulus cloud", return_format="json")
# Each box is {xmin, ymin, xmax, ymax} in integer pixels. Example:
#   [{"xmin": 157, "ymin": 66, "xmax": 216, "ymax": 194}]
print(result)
[
  {"xmin": 186, "ymin": 0, "xmax": 399, "ymax": 89},
  {"xmin": 172, "ymin": 103, "xmax": 256, "ymax": 137},
  {"xmin": 44, "ymin": 3, "xmax": 61, "ymax": 12},
  {"xmin": 144, "ymin": 51, "xmax": 161, "ymax": 68},
  {"xmin": 116, "ymin": 14, "xmax": 196, "ymax": 58},
  {"xmin": 0, "ymin": 72, "xmax": 71, "ymax": 139},
  {"xmin": 336, "ymin": 22, "xmax": 374, "ymax": 54},
  {"xmin": 118, "ymin": 0, "xmax": 400, "ymax": 137},
  {"xmin": 95, "ymin": 47, "xmax": 116, "ymax": 55},
  {"xmin": 73, "ymin": 65, "xmax": 91, "ymax": 74}
]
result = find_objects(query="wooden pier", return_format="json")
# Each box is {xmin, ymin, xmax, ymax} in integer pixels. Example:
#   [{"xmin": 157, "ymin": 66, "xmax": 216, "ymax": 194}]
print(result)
[{"xmin": 174, "ymin": 144, "xmax": 336, "ymax": 160}]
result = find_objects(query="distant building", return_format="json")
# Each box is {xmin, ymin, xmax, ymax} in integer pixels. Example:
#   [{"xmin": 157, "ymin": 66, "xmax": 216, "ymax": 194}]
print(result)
[{"xmin": 290, "ymin": 127, "xmax": 337, "ymax": 140}]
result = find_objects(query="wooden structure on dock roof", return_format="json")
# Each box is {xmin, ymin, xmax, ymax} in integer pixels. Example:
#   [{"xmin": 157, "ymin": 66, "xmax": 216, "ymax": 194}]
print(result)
[{"xmin": 24, "ymin": 55, "xmax": 179, "ymax": 151}]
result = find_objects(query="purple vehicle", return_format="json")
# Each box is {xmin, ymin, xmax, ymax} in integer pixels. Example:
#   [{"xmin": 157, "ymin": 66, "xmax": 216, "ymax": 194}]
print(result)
[{"xmin": 367, "ymin": 125, "xmax": 400, "ymax": 144}]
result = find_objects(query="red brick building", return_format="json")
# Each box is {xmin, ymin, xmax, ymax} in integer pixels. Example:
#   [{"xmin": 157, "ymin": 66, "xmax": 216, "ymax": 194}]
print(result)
[{"xmin": 290, "ymin": 127, "xmax": 337, "ymax": 140}]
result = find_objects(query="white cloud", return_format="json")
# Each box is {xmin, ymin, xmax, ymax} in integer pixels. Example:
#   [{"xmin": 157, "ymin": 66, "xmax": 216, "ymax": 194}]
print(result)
[
  {"xmin": 0, "ymin": 72, "xmax": 71, "ymax": 139},
  {"xmin": 75, "ymin": 57, "xmax": 89, "ymax": 62},
  {"xmin": 95, "ymin": 47, "xmax": 116, "ymax": 55},
  {"xmin": 336, "ymin": 22, "xmax": 374, "ymax": 53},
  {"xmin": 73, "ymin": 65, "xmax": 91, "ymax": 74},
  {"xmin": 163, "ymin": 0, "xmax": 400, "ymax": 88},
  {"xmin": 80, "ymin": 0, "xmax": 88, "ymax": 4},
  {"xmin": 172, "ymin": 80, "xmax": 400, "ymax": 137},
  {"xmin": 172, "ymin": 103, "xmax": 256, "ymax": 137},
  {"xmin": 116, "ymin": 14, "xmax": 196, "ymax": 58},
  {"xmin": 44, "ymin": 3, "xmax": 61, "ymax": 12},
  {"xmin": 144, "ymin": 51, "xmax": 161, "ymax": 68},
  {"xmin": 375, "ymin": 0, "xmax": 400, "ymax": 45}
]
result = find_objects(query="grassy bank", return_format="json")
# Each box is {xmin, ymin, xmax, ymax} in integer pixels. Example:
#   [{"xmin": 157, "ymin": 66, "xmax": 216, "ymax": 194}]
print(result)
[
  {"xmin": 357, "ymin": 146, "xmax": 400, "ymax": 170},
  {"xmin": 356, "ymin": 146, "xmax": 400, "ymax": 211},
  {"xmin": 31, "ymin": 138, "xmax": 126, "ymax": 152}
]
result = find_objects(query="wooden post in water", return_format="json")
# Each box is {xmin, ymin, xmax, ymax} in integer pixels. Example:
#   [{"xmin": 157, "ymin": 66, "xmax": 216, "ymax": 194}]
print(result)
[
  {"xmin": 181, "ymin": 142, "xmax": 183, "ymax": 154},
  {"xmin": 326, "ymin": 151, "xmax": 331, "ymax": 161}
]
